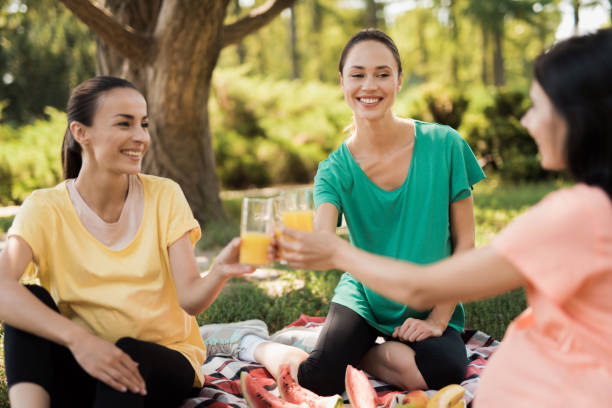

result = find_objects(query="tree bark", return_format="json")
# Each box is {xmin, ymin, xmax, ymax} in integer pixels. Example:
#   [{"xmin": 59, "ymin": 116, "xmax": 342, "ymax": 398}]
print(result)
[{"xmin": 59, "ymin": 0, "xmax": 297, "ymax": 225}]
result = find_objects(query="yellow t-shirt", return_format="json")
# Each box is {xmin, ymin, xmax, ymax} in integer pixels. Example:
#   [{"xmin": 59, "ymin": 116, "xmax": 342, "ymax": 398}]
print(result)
[{"xmin": 8, "ymin": 174, "xmax": 207, "ymax": 386}]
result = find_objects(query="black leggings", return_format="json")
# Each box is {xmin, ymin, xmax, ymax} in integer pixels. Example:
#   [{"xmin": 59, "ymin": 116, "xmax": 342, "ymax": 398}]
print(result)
[
  {"xmin": 3, "ymin": 285, "xmax": 199, "ymax": 408},
  {"xmin": 297, "ymin": 302, "xmax": 468, "ymax": 396}
]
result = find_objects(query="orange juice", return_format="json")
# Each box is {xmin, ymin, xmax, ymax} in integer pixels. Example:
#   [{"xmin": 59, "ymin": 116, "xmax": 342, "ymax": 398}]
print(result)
[
  {"xmin": 282, "ymin": 210, "xmax": 314, "ymax": 231},
  {"xmin": 240, "ymin": 232, "xmax": 271, "ymax": 266}
]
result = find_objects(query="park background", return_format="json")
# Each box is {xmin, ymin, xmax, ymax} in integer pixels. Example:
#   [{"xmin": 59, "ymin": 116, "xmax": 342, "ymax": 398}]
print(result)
[{"xmin": 0, "ymin": 0, "xmax": 611, "ymax": 406}]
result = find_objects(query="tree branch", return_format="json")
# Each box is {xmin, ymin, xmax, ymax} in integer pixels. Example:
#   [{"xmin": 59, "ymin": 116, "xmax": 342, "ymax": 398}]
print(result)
[
  {"xmin": 222, "ymin": 0, "xmax": 297, "ymax": 47},
  {"xmin": 59, "ymin": 0, "xmax": 152, "ymax": 64}
]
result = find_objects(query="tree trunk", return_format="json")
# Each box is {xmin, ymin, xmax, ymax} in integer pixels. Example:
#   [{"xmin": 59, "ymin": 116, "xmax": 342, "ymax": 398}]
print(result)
[
  {"xmin": 417, "ymin": 11, "xmax": 429, "ymax": 79},
  {"xmin": 449, "ymin": 0, "xmax": 459, "ymax": 83},
  {"xmin": 481, "ymin": 24, "xmax": 489, "ymax": 85},
  {"xmin": 573, "ymin": 0, "xmax": 580, "ymax": 35},
  {"xmin": 233, "ymin": 0, "xmax": 246, "ymax": 64},
  {"xmin": 312, "ymin": 0, "xmax": 324, "ymax": 81},
  {"xmin": 492, "ymin": 25, "xmax": 505, "ymax": 87},
  {"xmin": 366, "ymin": 0, "xmax": 377, "ymax": 28},
  {"xmin": 60, "ymin": 0, "xmax": 297, "ymax": 225},
  {"xmin": 289, "ymin": 5, "xmax": 299, "ymax": 79}
]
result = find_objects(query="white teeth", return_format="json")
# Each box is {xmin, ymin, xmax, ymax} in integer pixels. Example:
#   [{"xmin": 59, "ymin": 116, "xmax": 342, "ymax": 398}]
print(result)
[
  {"xmin": 359, "ymin": 98, "xmax": 380, "ymax": 104},
  {"xmin": 122, "ymin": 151, "xmax": 141, "ymax": 157}
]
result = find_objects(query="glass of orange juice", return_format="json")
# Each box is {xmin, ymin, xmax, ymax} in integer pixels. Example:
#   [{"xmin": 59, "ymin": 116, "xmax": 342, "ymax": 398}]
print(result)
[
  {"xmin": 279, "ymin": 188, "xmax": 314, "ymax": 232},
  {"xmin": 239, "ymin": 197, "xmax": 273, "ymax": 266}
]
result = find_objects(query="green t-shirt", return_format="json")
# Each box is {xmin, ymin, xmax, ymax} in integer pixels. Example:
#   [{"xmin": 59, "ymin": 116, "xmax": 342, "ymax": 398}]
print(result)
[{"xmin": 314, "ymin": 121, "xmax": 485, "ymax": 335}]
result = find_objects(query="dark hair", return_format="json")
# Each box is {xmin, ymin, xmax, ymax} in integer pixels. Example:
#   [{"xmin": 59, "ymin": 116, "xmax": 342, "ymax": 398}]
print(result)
[
  {"xmin": 338, "ymin": 28, "xmax": 402, "ymax": 77},
  {"xmin": 533, "ymin": 28, "xmax": 612, "ymax": 198},
  {"xmin": 61, "ymin": 76, "xmax": 139, "ymax": 179}
]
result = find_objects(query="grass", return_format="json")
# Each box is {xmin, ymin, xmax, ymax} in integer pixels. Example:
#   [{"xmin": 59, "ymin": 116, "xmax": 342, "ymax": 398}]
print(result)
[{"xmin": 0, "ymin": 177, "xmax": 563, "ymax": 405}]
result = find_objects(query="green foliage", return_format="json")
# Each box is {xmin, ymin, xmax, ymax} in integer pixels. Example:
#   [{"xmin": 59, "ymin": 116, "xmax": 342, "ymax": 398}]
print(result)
[
  {"xmin": 210, "ymin": 68, "xmax": 350, "ymax": 189},
  {"xmin": 462, "ymin": 88, "xmax": 548, "ymax": 181},
  {"xmin": 0, "ymin": 107, "xmax": 65, "ymax": 205},
  {"xmin": 0, "ymin": 216, "xmax": 13, "ymax": 233},
  {"xmin": 0, "ymin": 0, "xmax": 96, "ymax": 125}
]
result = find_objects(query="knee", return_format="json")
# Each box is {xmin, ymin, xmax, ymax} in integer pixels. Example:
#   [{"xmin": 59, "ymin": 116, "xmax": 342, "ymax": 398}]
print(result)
[
  {"xmin": 422, "ymin": 356, "xmax": 467, "ymax": 390},
  {"xmin": 298, "ymin": 355, "xmax": 347, "ymax": 396},
  {"xmin": 115, "ymin": 337, "xmax": 141, "ymax": 358}
]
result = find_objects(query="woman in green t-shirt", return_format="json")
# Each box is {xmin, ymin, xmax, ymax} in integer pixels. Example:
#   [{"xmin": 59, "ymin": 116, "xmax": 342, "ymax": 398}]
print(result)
[{"xmin": 212, "ymin": 28, "xmax": 484, "ymax": 395}]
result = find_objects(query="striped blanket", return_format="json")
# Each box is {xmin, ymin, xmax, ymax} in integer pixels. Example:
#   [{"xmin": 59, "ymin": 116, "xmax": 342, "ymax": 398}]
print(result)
[{"xmin": 181, "ymin": 315, "xmax": 499, "ymax": 408}]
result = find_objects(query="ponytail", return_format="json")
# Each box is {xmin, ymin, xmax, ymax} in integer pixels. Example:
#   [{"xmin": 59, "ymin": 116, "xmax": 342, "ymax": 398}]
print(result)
[{"xmin": 61, "ymin": 127, "xmax": 82, "ymax": 180}]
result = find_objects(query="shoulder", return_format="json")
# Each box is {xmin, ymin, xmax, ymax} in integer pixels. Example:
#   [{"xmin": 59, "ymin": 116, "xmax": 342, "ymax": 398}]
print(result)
[
  {"xmin": 415, "ymin": 120, "xmax": 464, "ymax": 148},
  {"xmin": 537, "ymin": 184, "xmax": 609, "ymax": 216},
  {"xmin": 21, "ymin": 182, "xmax": 70, "ymax": 212},
  {"xmin": 505, "ymin": 184, "xmax": 609, "ymax": 239},
  {"xmin": 316, "ymin": 143, "xmax": 351, "ymax": 179},
  {"xmin": 139, "ymin": 173, "xmax": 182, "ymax": 196}
]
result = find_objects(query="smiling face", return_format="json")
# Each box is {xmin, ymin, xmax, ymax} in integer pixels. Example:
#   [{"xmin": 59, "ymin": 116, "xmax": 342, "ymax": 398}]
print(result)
[
  {"xmin": 340, "ymin": 40, "xmax": 402, "ymax": 122},
  {"xmin": 520, "ymin": 80, "xmax": 568, "ymax": 170},
  {"xmin": 74, "ymin": 87, "xmax": 149, "ymax": 176}
]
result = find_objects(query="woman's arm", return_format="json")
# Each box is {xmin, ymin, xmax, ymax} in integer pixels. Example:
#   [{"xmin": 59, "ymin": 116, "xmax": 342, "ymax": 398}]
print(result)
[
  {"xmin": 281, "ymin": 228, "xmax": 526, "ymax": 309},
  {"xmin": 379, "ymin": 197, "xmax": 477, "ymax": 342},
  {"xmin": 169, "ymin": 234, "xmax": 254, "ymax": 316},
  {"xmin": 0, "ymin": 236, "xmax": 145, "ymax": 394},
  {"xmin": 314, "ymin": 202, "xmax": 339, "ymax": 233}
]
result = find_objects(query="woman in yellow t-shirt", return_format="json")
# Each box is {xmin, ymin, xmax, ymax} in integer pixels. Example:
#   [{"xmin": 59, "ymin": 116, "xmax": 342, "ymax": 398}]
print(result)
[{"xmin": 0, "ymin": 76, "xmax": 254, "ymax": 408}]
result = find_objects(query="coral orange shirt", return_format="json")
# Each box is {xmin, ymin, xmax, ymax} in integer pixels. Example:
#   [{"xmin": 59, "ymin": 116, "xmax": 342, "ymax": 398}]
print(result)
[{"xmin": 475, "ymin": 184, "xmax": 612, "ymax": 407}]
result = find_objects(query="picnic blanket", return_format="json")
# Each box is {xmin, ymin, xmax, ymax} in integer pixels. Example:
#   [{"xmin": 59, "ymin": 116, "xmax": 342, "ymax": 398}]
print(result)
[{"xmin": 181, "ymin": 315, "xmax": 499, "ymax": 408}]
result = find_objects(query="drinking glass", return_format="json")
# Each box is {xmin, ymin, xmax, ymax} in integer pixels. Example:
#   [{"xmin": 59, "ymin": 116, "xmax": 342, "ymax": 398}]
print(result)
[
  {"xmin": 279, "ymin": 188, "xmax": 314, "ymax": 232},
  {"xmin": 239, "ymin": 197, "xmax": 273, "ymax": 266}
]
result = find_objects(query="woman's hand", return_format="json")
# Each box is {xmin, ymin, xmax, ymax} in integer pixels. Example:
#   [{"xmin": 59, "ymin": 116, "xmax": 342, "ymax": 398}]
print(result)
[
  {"xmin": 280, "ymin": 227, "xmax": 349, "ymax": 270},
  {"xmin": 392, "ymin": 318, "xmax": 443, "ymax": 343},
  {"xmin": 68, "ymin": 331, "xmax": 146, "ymax": 395},
  {"xmin": 210, "ymin": 238, "xmax": 256, "ymax": 279}
]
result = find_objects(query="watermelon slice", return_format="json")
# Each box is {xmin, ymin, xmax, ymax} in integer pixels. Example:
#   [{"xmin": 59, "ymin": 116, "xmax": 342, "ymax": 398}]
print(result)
[
  {"xmin": 241, "ymin": 371, "xmax": 307, "ymax": 408},
  {"xmin": 345, "ymin": 365, "xmax": 377, "ymax": 408},
  {"xmin": 277, "ymin": 364, "xmax": 344, "ymax": 408}
]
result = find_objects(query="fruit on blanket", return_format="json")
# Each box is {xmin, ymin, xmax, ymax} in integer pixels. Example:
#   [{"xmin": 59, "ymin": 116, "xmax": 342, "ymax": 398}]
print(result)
[
  {"xmin": 396, "ymin": 390, "xmax": 429, "ymax": 408},
  {"xmin": 425, "ymin": 384, "xmax": 465, "ymax": 408},
  {"xmin": 277, "ymin": 364, "xmax": 344, "ymax": 408},
  {"xmin": 241, "ymin": 371, "xmax": 307, "ymax": 408},
  {"xmin": 345, "ymin": 365, "xmax": 377, "ymax": 408}
]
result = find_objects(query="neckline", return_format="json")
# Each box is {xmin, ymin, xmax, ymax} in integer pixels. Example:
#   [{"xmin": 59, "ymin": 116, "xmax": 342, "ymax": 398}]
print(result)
[
  {"xmin": 343, "ymin": 120, "xmax": 419, "ymax": 193},
  {"xmin": 68, "ymin": 175, "xmax": 134, "ymax": 226},
  {"xmin": 63, "ymin": 174, "xmax": 147, "ymax": 253}
]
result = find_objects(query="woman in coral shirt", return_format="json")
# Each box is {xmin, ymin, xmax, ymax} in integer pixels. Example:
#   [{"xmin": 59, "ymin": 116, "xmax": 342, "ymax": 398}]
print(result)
[{"xmin": 281, "ymin": 28, "xmax": 612, "ymax": 407}]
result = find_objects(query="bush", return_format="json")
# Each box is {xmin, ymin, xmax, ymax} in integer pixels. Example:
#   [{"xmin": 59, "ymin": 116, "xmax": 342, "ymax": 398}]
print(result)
[
  {"xmin": 210, "ymin": 68, "xmax": 351, "ymax": 189},
  {"xmin": 0, "ymin": 107, "xmax": 65, "ymax": 205},
  {"xmin": 463, "ymin": 89, "xmax": 547, "ymax": 182}
]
